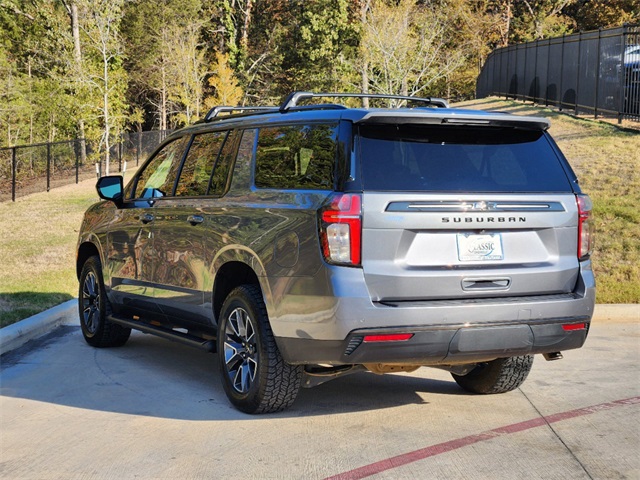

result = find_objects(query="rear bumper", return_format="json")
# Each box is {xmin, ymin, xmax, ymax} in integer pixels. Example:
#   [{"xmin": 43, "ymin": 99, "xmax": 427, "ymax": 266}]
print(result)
[
  {"xmin": 269, "ymin": 262, "xmax": 595, "ymax": 365},
  {"xmin": 277, "ymin": 318, "xmax": 590, "ymax": 365}
]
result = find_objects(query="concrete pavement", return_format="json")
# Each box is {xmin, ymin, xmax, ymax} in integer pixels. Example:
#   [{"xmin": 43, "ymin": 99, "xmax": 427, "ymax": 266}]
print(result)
[{"xmin": 0, "ymin": 304, "xmax": 638, "ymax": 479}]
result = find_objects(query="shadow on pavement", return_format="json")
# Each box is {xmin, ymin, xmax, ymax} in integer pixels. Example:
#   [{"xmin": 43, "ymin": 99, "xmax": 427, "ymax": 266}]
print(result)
[{"xmin": 0, "ymin": 326, "xmax": 467, "ymax": 421}]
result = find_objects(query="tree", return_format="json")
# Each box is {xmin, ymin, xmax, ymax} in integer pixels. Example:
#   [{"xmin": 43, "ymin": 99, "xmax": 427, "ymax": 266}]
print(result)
[
  {"xmin": 0, "ymin": 0, "xmax": 84, "ymax": 146},
  {"xmin": 236, "ymin": 0, "xmax": 359, "ymax": 104},
  {"xmin": 122, "ymin": 0, "xmax": 207, "ymax": 129},
  {"xmin": 359, "ymin": 0, "xmax": 467, "ymax": 102},
  {"xmin": 205, "ymin": 52, "xmax": 243, "ymax": 108},
  {"xmin": 563, "ymin": 0, "xmax": 640, "ymax": 31},
  {"xmin": 78, "ymin": 0, "xmax": 128, "ymax": 174},
  {"xmin": 166, "ymin": 18, "xmax": 209, "ymax": 125},
  {"xmin": 510, "ymin": 0, "xmax": 576, "ymax": 41}
]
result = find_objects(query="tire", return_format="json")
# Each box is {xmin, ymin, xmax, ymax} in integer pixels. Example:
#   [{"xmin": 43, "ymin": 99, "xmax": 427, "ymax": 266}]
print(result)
[
  {"xmin": 452, "ymin": 355, "xmax": 534, "ymax": 394},
  {"xmin": 78, "ymin": 256, "xmax": 131, "ymax": 348},
  {"xmin": 217, "ymin": 285, "xmax": 303, "ymax": 414}
]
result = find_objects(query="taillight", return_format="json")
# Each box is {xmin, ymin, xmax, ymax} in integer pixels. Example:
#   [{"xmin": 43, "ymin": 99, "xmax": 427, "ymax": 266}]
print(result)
[
  {"xmin": 319, "ymin": 193, "xmax": 362, "ymax": 266},
  {"xmin": 576, "ymin": 194, "xmax": 594, "ymax": 260}
]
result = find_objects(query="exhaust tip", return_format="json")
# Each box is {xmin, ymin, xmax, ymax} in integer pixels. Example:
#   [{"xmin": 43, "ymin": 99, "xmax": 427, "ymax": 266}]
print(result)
[{"xmin": 543, "ymin": 352, "xmax": 564, "ymax": 361}]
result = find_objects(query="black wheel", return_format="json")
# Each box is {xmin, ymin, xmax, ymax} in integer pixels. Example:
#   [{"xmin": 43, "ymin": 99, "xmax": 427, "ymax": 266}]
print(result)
[
  {"xmin": 78, "ymin": 256, "xmax": 131, "ymax": 348},
  {"xmin": 217, "ymin": 285, "xmax": 302, "ymax": 414},
  {"xmin": 452, "ymin": 355, "xmax": 534, "ymax": 394}
]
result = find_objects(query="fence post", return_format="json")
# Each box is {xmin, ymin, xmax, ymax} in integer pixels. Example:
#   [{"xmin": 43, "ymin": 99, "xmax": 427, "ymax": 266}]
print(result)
[
  {"xmin": 498, "ymin": 48, "xmax": 503, "ymax": 96},
  {"xmin": 523, "ymin": 41, "xmax": 528, "ymax": 102},
  {"xmin": 46, "ymin": 142, "xmax": 51, "ymax": 192},
  {"xmin": 575, "ymin": 32, "xmax": 582, "ymax": 116},
  {"xmin": 618, "ymin": 25, "xmax": 628, "ymax": 123},
  {"xmin": 545, "ymin": 39, "xmax": 551, "ymax": 106},
  {"xmin": 513, "ymin": 43, "xmax": 520, "ymax": 101},
  {"xmin": 118, "ymin": 132, "xmax": 123, "ymax": 173},
  {"xmin": 533, "ymin": 39, "xmax": 540, "ymax": 103},
  {"xmin": 11, "ymin": 147, "xmax": 16, "ymax": 202},
  {"xmin": 505, "ymin": 46, "xmax": 510, "ymax": 99},
  {"xmin": 75, "ymin": 139, "xmax": 80, "ymax": 184},
  {"xmin": 559, "ymin": 34, "xmax": 565, "ymax": 111},
  {"xmin": 594, "ymin": 28, "xmax": 602, "ymax": 119}
]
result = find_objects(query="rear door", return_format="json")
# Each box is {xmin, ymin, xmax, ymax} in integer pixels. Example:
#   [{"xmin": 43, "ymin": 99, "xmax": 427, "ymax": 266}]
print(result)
[{"xmin": 357, "ymin": 123, "xmax": 580, "ymax": 302}]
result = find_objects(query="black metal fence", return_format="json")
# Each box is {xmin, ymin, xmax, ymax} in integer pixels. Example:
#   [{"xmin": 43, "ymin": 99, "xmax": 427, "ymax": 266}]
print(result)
[
  {"xmin": 118, "ymin": 130, "xmax": 172, "ymax": 171},
  {"xmin": 0, "ymin": 130, "xmax": 172, "ymax": 202},
  {"xmin": 476, "ymin": 23, "xmax": 640, "ymax": 122}
]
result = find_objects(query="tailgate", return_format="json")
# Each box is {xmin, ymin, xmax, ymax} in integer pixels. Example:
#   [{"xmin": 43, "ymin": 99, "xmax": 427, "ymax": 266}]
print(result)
[{"xmin": 361, "ymin": 193, "xmax": 580, "ymax": 301}]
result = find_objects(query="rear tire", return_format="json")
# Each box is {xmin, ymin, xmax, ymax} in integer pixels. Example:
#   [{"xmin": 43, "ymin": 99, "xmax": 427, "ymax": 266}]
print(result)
[
  {"xmin": 217, "ymin": 285, "xmax": 302, "ymax": 414},
  {"xmin": 452, "ymin": 355, "xmax": 534, "ymax": 394},
  {"xmin": 78, "ymin": 256, "xmax": 131, "ymax": 348}
]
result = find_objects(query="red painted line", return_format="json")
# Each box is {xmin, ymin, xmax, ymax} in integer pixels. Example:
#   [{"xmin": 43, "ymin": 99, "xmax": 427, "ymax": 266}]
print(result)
[{"xmin": 325, "ymin": 396, "xmax": 640, "ymax": 480}]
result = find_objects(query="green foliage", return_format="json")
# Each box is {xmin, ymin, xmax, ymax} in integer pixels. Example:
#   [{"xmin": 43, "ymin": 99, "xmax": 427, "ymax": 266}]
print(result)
[
  {"xmin": 0, "ymin": 0, "xmax": 636, "ymax": 148},
  {"xmin": 563, "ymin": 0, "xmax": 639, "ymax": 31},
  {"xmin": 205, "ymin": 52, "xmax": 244, "ymax": 107}
]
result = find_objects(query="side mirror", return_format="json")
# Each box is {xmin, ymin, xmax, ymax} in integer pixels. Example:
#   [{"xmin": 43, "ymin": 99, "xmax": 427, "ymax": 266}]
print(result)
[{"xmin": 96, "ymin": 175, "xmax": 124, "ymax": 207}]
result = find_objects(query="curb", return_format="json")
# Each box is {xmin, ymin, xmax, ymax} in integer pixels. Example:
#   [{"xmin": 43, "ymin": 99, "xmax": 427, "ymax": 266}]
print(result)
[
  {"xmin": 0, "ymin": 301, "xmax": 637, "ymax": 357},
  {"xmin": 592, "ymin": 304, "xmax": 639, "ymax": 322},
  {"xmin": 0, "ymin": 299, "xmax": 77, "ymax": 355}
]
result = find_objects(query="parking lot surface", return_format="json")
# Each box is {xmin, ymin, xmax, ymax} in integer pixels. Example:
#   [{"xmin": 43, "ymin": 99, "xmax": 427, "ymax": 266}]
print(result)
[{"xmin": 1, "ymin": 318, "xmax": 638, "ymax": 479}]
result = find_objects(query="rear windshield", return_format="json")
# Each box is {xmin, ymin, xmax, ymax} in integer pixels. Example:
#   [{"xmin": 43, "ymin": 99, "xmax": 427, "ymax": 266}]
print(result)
[{"xmin": 357, "ymin": 125, "xmax": 573, "ymax": 192}]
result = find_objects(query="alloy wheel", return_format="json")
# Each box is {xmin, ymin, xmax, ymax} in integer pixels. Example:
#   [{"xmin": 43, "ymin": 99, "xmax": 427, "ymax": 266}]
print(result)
[
  {"xmin": 223, "ymin": 307, "xmax": 258, "ymax": 394},
  {"xmin": 81, "ymin": 271, "xmax": 100, "ymax": 334}
]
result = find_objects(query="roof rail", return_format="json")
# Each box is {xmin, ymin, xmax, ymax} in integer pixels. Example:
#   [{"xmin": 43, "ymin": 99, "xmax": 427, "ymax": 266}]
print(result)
[
  {"xmin": 204, "ymin": 106, "xmax": 276, "ymax": 122},
  {"xmin": 279, "ymin": 92, "xmax": 449, "ymax": 112}
]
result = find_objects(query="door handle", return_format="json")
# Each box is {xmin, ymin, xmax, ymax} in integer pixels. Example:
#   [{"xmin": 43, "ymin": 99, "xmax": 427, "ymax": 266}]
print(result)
[
  {"xmin": 139, "ymin": 213, "xmax": 154, "ymax": 224},
  {"xmin": 187, "ymin": 214, "xmax": 204, "ymax": 226}
]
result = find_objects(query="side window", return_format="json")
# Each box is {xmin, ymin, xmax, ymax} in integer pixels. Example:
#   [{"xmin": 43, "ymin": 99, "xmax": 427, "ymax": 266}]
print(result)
[
  {"xmin": 210, "ymin": 130, "xmax": 240, "ymax": 196},
  {"xmin": 228, "ymin": 129, "xmax": 257, "ymax": 190},
  {"xmin": 255, "ymin": 124, "xmax": 337, "ymax": 190},
  {"xmin": 175, "ymin": 131, "xmax": 226, "ymax": 197},
  {"xmin": 133, "ymin": 136, "xmax": 190, "ymax": 199}
]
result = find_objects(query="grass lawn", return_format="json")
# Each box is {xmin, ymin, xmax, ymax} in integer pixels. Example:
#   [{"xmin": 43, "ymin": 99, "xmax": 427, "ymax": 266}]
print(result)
[
  {"xmin": 0, "ymin": 99, "xmax": 638, "ymax": 327},
  {"xmin": 0, "ymin": 179, "xmax": 99, "ymax": 327}
]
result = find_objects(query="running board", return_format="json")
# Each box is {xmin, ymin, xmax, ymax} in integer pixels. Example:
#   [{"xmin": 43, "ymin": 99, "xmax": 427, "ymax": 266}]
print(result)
[{"xmin": 107, "ymin": 315, "xmax": 216, "ymax": 352}]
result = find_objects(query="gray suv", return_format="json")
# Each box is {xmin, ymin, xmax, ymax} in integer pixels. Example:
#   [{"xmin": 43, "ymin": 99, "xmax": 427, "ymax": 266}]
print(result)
[{"xmin": 77, "ymin": 92, "xmax": 595, "ymax": 413}]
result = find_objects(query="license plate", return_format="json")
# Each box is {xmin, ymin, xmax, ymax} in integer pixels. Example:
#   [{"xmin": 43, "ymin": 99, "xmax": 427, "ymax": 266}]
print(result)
[{"xmin": 457, "ymin": 233, "xmax": 504, "ymax": 261}]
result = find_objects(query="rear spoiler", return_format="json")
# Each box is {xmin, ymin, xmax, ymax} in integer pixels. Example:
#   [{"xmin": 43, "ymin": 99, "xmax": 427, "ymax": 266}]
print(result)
[{"xmin": 355, "ymin": 111, "xmax": 550, "ymax": 130}]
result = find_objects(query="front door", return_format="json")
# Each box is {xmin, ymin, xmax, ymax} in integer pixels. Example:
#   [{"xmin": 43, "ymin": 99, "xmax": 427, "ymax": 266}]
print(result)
[{"xmin": 107, "ymin": 135, "xmax": 191, "ymax": 320}]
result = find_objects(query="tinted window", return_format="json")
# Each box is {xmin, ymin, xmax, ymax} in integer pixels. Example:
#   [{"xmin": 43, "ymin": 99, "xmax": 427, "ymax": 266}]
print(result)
[
  {"xmin": 133, "ymin": 136, "xmax": 190, "ymax": 198},
  {"xmin": 255, "ymin": 124, "xmax": 337, "ymax": 190},
  {"xmin": 358, "ymin": 125, "xmax": 572, "ymax": 192},
  {"xmin": 210, "ymin": 130, "xmax": 240, "ymax": 195},
  {"xmin": 175, "ymin": 131, "xmax": 226, "ymax": 197},
  {"xmin": 228, "ymin": 129, "xmax": 257, "ymax": 191}
]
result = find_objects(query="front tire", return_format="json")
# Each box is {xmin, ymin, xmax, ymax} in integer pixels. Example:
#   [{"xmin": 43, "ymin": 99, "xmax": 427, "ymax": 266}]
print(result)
[
  {"xmin": 217, "ymin": 285, "xmax": 302, "ymax": 414},
  {"xmin": 78, "ymin": 256, "xmax": 131, "ymax": 348},
  {"xmin": 452, "ymin": 355, "xmax": 534, "ymax": 394}
]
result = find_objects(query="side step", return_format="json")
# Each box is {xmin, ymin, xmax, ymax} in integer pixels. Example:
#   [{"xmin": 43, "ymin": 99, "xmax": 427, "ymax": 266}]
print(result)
[{"xmin": 107, "ymin": 315, "xmax": 216, "ymax": 352}]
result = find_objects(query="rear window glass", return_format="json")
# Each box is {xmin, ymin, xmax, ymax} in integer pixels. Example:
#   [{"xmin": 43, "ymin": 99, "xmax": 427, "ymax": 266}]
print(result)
[
  {"xmin": 357, "ymin": 125, "xmax": 572, "ymax": 192},
  {"xmin": 255, "ymin": 124, "xmax": 337, "ymax": 190}
]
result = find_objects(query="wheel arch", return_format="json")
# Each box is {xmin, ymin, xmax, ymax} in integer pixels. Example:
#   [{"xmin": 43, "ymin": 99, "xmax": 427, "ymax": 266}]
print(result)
[
  {"xmin": 212, "ymin": 261, "xmax": 263, "ymax": 325},
  {"xmin": 76, "ymin": 240, "xmax": 102, "ymax": 280}
]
